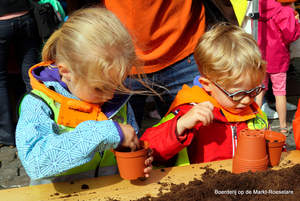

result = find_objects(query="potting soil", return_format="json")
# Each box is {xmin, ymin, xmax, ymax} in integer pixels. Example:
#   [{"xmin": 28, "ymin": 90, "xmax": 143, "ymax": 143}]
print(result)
[{"xmin": 133, "ymin": 163, "xmax": 300, "ymax": 201}]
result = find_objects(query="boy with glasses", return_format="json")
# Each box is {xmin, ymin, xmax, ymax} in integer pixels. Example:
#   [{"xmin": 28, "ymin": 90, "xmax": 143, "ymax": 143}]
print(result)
[{"xmin": 141, "ymin": 23, "xmax": 269, "ymax": 166}]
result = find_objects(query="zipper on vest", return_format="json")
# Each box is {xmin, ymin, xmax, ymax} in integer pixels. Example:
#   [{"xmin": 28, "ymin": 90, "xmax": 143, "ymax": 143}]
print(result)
[{"xmin": 231, "ymin": 125, "xmax": 238, "ymax": 157}]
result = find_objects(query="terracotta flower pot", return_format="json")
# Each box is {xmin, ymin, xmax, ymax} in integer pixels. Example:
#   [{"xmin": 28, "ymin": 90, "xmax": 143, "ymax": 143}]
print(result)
[
  {"xmin": 112, "ymin": 140, "xmax": 150, "ymax": 180},
  {"xmin": 232, "ymin": 129, "xmax": 268, "ymax": 174},
  {"xmin": 264, "ymin": 131, "xmax": 286, "ymax": 166}
]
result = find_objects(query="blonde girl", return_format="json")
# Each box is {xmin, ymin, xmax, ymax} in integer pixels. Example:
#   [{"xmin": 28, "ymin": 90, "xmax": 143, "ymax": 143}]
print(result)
[{"xmin": 16, "ymin": 6, "xmax": 153, "ymax": 185}]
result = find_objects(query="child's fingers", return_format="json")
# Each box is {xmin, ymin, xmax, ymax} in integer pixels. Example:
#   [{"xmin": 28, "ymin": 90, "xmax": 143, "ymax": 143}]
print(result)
[
  {"xmin": 134, "ymin": 136, "xmax": 140, "ymax": 150},
  {"xmin": 194, "ymin": 104, "xmax": 214, "ymax": 125},
  {"xmin": 197, "ymin": 112, "xmax": 213, "ymax": 126},
  {"xmin": 145, "ymin": 156, "xmax": 153, "ymax": 165},
  {"xmin": 143, "ymin": 151, "xmax": 154, "ymax": 178},
  {"xmin": 198, "ymin": 109, "xmax": 214, "ymax": 126},
  {"xmin": 183, "ymin": 104, "xmax": 214, "ymax": 127},
  {"xmin": 192, "ymin": 102, "xmax": 214, "ymax": 114},
  {"xmin": 176, "ymin": 102, "xmax": 215, "ymax": 135},
  {"xmin": 130, "ymin": 140, "xmax": 139, "ymax": 151},
  {"xmin": 144, "ymin": 164, "xmax": 153, "ymax": 176},
  {"xmin": 199, "ymin": 101, "xmax": 214, "ymax": 111},
  {"xmin": 148, "ymin": 148, "xmax": 153, "ymax": 157},
  {"xmin": 119, "ymin": 123, "xmax": 139, "ymax": 150}
]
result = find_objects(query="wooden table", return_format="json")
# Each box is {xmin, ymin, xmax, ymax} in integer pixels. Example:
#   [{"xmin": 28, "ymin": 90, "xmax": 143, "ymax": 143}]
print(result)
[{"xmin": 1, "ymin": 150, "xmax": 300, "ymax": 200}]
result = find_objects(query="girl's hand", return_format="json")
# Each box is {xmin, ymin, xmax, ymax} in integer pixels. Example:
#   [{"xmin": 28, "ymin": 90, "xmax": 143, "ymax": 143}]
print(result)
[
  {"xmin": 176, "ymin": 101, "xmax": 214, "ymax": 136},
  {"xmin": 119, "ymin": 124, "xmax": 139, "ymax": 151},
  {"xmin": 144, "ymin": 148, "xmax": 154, "ymax": 178},
  {"xmin": 118, "ymin": 125, "xmax": 153, "ymax": 178}
]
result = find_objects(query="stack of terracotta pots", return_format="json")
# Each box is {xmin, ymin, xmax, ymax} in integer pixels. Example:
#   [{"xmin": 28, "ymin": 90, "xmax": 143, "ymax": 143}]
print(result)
[
  {"xmin": 232, "ymin": 129, "xmax": 287, "ymax": 174},
  {"xmin": 232, "ymin": 129, "xmax": 269, "ymax": 174}
]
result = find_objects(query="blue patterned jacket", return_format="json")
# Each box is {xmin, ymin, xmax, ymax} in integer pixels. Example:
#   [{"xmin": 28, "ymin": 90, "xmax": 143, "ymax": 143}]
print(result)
[{"xmin": 16, "ymin": 66, "xmax": 139, "ymax": 184}]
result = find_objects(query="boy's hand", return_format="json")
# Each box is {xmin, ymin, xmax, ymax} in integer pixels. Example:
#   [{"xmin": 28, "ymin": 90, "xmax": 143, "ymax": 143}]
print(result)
[
  {"xmin": 119, "ymin": 124, "xmax": 139, "ymax": 151},
  {"xmin": 144, "ymin": 148, "xmax": 154, "ymax": 178},
  {"xmin": 176, "ymin": 101, "xmax": 214, "ymax": 136}
]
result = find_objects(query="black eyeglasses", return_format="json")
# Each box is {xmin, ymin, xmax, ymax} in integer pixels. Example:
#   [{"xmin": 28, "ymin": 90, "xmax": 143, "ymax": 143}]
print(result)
[{"xmin": 212, "ymin": 81, "xmax": 265, "ymax": 101}]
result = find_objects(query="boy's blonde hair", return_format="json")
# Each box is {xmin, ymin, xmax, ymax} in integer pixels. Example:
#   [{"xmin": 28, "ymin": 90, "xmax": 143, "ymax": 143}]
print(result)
[
  {"xmin": 194, "ymin": 23, "xmax": 266, "ymax": 88},
  {"xmin": 42, "ymin": 6, "xmax": 143, "ymax": 95}
]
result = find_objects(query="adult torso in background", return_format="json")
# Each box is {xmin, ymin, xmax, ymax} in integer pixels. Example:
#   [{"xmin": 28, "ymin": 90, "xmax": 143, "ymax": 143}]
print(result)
[
  {"xmin": 102, "ymin": 0, "xmax": 206, "ymax": 74},
  {"xmin": 0, "ymin": 0, "xmax": 34, "ymax": 17}
]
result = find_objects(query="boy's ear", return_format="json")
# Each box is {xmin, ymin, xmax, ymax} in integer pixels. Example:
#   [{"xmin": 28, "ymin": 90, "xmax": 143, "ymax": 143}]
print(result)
[
  {"xmin": 58, "ymin": 63, "xmax": 72, "ymax": 81},
  {"xmin": 199, "ymin": 77, "xmax": 213, "ymax": 92}
]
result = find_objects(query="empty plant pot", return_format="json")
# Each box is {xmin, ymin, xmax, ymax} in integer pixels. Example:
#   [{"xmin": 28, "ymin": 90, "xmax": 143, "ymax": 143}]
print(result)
[
  {"xmin": 264, "ymin": 131, "xmax": 286, "ymax": 166},
  {"xmin": 112, "ymin": 140, "xmax": 150, "ymax": 180}
]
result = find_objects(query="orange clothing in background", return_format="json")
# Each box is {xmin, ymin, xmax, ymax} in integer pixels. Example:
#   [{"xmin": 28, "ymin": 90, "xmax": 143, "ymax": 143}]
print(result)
[
  {"xmin": 102, "ymin": 0, "xmax": 206, "ymax": 74},
  {"xmin": 293, "ymin": 100, "xmax": 300, "ymax": 150}
]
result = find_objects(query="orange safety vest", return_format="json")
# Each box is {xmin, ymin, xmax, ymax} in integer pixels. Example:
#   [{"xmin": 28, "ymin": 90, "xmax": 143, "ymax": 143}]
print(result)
[{"xmin": 293, "ymin": 100, "xmax": 300, "ymax": 150}]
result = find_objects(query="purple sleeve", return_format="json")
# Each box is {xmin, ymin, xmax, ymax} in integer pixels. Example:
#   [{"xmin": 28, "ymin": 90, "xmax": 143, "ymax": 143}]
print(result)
[{"xmin": 113, "ymin": 121, "xmax": 124, "ymax": 147}]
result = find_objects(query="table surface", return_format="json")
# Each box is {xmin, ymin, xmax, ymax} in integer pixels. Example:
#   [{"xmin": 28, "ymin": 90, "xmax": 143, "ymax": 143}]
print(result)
[{"xmin": 1, "ymin": 150, "xmax": 299, "ymax": 201}]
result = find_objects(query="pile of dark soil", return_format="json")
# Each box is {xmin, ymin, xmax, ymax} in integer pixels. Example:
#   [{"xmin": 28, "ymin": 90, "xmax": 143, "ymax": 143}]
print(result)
[{"xmin": 135, "ymin": 164, "xmax": 300, "ymax": 201}]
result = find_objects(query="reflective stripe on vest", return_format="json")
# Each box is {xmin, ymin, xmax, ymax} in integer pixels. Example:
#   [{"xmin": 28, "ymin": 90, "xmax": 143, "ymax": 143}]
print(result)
[
  {"xmin": 175, "ymin": 147, "xmax": 190, "ymax": 166},
  {"xmin": 246, "ymin": 111, "xmax": 269, "ymax": 130}
]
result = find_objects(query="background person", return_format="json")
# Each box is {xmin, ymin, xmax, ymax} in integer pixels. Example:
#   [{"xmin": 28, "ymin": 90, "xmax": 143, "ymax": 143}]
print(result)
[
  {"xmin": 64, "ymin": 0, "xmax": 241, "ymax": 130},
  {"xmin": 0, "ymin": 0, "xmax": 41, "ymax": 148},
  {"xmin": 256, "ymin": 0, "xmax": 300, "ymax": 136}
]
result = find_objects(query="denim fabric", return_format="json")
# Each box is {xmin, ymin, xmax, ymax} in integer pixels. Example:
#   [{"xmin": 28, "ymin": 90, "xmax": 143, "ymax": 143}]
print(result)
[
  {"xmin": 126, "ymin": 54, "xmax": 201, "ymax": 128},
  {"xmin": 0, "ymin": 11, "xmax": 40, "ymax": 146}
]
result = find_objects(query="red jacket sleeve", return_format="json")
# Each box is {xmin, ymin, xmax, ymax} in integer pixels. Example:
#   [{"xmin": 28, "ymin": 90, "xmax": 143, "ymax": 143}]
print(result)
[{"xmin": 140, "ymin": 109, "xmax": 194, "ymax": 165}]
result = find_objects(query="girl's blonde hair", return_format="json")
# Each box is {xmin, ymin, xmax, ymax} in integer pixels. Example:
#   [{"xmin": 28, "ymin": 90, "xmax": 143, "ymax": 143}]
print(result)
[
  {"xmin": 42, "ymin": 6, "xmax": 146, "ymax": 95},
  {"xmin": 194, "ymin": 23, "xmax": 266, "ymax": 88}
]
